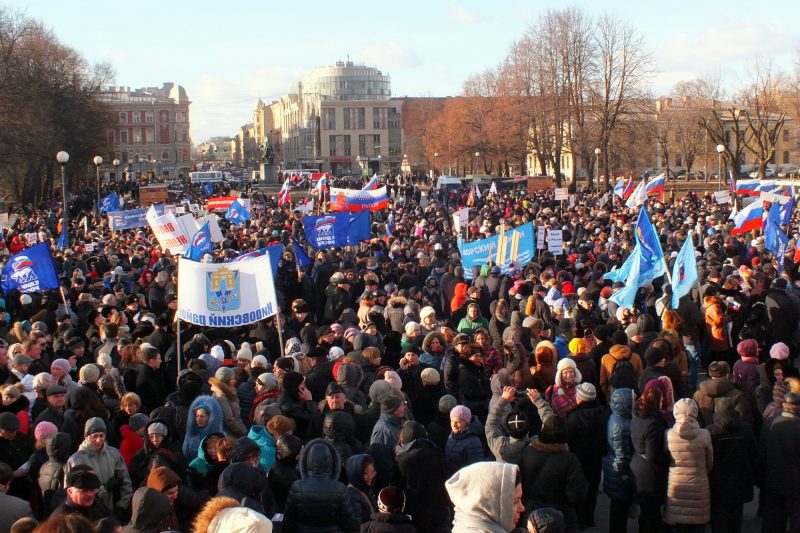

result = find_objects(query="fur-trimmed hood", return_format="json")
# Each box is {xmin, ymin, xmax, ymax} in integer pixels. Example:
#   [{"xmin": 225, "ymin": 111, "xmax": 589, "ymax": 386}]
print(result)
[{"xmin": 209, "ymin": 376, "xmax": 239, "ymax": 402}]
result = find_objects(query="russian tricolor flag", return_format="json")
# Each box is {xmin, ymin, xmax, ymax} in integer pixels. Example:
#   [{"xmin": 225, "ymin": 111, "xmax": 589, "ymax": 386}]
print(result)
[
  {"xmin": 735, "ymin": 179, "xmax": 760, "ymax": 196},
  {"xmin": 277, "ymin": 179, "xmax": 291, "ymax": 206},
  {"xmin": 623, "ymin": 177, "xmax": 635, "ymax": 200},
  {"xmin": 613, "ymin": 177, "xmax": 628, "ymax": 199},
  {"xmin": 731, "ymin": 199, "xmax": 764, "ymax": 235},
  {"xmin": 755, "ymin": 180, "xmax": 779, "ymax": 195},
  {"xmin": 316, "ymin": 174, "xmax": 328, "ymax": 198},
  {"xmin": 645, "ymin": 173, "xmax": 665, "ymax": 200},
  {"xmin": 362, "ymin": 175, "xmax": 380, "ymax": 191}
]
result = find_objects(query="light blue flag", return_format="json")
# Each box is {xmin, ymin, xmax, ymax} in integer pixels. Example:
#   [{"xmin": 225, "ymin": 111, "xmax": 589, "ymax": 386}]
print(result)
[
  {"xmin": 671, "ymin": 235, "xmax": 698, "ymax": 308},
  {"xmin": 634, "ymin": 207, "xmax": 668, "ymax": 280},
  {"xmin": 603, "ymin": 247, "xmax": 638, "ymax": 282},
  {"xmin": 609, "ymin": 246, "xmax": 643, "ymax": 309},
  {"xmin": 225, "ymin": 199, "xmax": 252, "ymax": 226},
  {"xmin": 185, "ymin": 222, "xmax": 213, "ymax": 262}
]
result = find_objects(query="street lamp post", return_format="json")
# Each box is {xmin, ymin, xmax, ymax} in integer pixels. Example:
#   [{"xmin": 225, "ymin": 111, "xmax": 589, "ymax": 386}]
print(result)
[
  {"xmin": 377, "ymin": 154, "xmax": 382, "ymax": 175},
  {"xmin": 716, "ymin": 144, "xmax": 725, "ymax": 191},
  {"xmin": 93, "ymin": 156, "xmax": 103, "ymax": 215},
  {"xmin": 474, "ymin": 152, "xmax": 480, "ymax": 175},
  {"xmin": 56, "ymin": 151, "xmax": 69, "ymax": 228},
  {"xmin": 594, "ymin": 148, "xmax": 602, "ymax": 191},
  {"xmin": 112, "ymin": 159, "xmax": 120, "ymax": 184},
  {"xmin": 433, "ymin": 152, "xmax": 438, "ymax": 178},
  {"xmin": 531, "ymin": 149, "xmax": 538, "ymax": 175}
]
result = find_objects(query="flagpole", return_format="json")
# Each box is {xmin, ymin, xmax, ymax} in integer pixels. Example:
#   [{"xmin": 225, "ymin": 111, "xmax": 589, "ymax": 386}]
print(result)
[
  {"xmin": 691, "ymin": 230, "xmax": 702, "ymax": 305},
  {"xmin": 275, "ymin": 310, "xmax": 285, "ymax": 360},
  {"xmin": 175, "ymin": 317, "xmax": 182, "ymax": 374}
]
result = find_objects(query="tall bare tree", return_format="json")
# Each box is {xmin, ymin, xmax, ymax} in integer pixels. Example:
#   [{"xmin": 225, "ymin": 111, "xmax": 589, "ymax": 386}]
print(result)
[
  {"xmin": 737, "ymin": 60, "xmax": 788, "ymax": 178},
  {"xmin": 591, "ymin": 13, "xmax": 653, "ymax": 189},
  {"xmin": 0, "ymin": 7, "xmax": 113, "ymax": 204}
]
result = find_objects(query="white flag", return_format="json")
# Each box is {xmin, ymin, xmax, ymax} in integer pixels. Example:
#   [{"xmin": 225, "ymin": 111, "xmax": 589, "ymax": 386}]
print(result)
[
  {"xmin": 625, "ymin": 178, "xmax": 647, "ymax": 209},
  {"xmin": 489, "ymin": 181, "xmax": 498, "ymax": 195}
]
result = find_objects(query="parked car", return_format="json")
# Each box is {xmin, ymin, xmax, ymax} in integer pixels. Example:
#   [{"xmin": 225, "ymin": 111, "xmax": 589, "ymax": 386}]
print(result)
[{"xmin": 749, "ymin": 167, "xmax": 775, "ymax": 178}]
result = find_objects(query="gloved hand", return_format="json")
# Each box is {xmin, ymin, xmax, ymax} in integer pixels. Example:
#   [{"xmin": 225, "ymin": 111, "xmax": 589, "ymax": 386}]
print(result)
[{"xmin": 104, "ymin": 471, "xmax": 124, "ymax": 491}]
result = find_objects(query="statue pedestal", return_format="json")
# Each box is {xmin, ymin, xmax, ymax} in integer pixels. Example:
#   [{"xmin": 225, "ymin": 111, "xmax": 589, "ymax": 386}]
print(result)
[{"xmin": 259, "ymin": 163, "xmax": 276, "ymax": 184}]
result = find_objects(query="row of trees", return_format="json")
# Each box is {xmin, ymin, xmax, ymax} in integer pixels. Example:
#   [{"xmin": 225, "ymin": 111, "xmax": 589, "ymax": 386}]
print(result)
[
  {"xmin": 0, "ymin": 8, "xmax": 113, "ymax": 204},
  {"xmin": 414, "ymin": 7, "xmax": 797, "ymax": 188}
]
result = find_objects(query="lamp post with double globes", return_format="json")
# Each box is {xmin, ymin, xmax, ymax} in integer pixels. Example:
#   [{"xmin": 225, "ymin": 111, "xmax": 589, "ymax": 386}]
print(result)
[
  {"xmin": 93, "ymin": 156, "xmax": 103, "ymax": 215},
  {"xmin": 56, "ymin": 151, "xmax": 69, "ymax": 228},
  {"xmin": 716, "ymin": 144, "xmax": 725, "ymax": 191}
]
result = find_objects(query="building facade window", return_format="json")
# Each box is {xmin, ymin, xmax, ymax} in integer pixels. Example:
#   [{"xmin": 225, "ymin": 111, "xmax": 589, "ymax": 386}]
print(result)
[
  {"xmin": 120, "ymin": 131, "xmax": 128, "ymax": 143},
  {"xmin": 372, "ymin": 107, "xmax": 387, "ymax": 129},
  {"xmin": 372, "ymin": 134, "xmax": 380, "ymax": 154},
  {"xmin": 343, "ymin": 108, "xmax": 351, "ymax": 130},
  {"xmin": 357, "ymin": 108, "xmax": 365, "ymax": 129},
  {"xmin": 329, "ymin": 135, "xmax": 337, "ymax": 156},
  {"xmin": 783, "ymin": 151, "xmax": 790, "ymax": 164},
  {"xmin": 783, "ymin": 129, "xmax": 790, "ymax": 142},
  {"xmin": 145, "ymin": 111, "xmax": 154, "ymax": 124},
  {"xmin": 175, "ymin": 111, "xmax": 186, "ymax": 123},
  {"xmin": 133, "ymin": 128, "xmax": 142, "ymax": 144},
  {"xmin": 343, "ymin": 135, "xmax": 351, "ymax": 156},
  {"xmin": 119, "ymin": 112, "xmax": 128, "ymax": 124},
  {"xmin": 358, "ymin": 135, "xmax": 367, "ymax": 156},
  {"xmin": 132, "ymin": 112, "xmax": 141, "ymax": 124},
  {"xmin": 323, "ymin": 108, "xmax": 336, "ymax": 130}
]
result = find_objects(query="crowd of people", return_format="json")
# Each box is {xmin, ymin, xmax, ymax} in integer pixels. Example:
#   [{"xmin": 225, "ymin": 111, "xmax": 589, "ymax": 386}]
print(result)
[{"xmin": 0, "ymin": 174, "xmax": 798, "ymax": 533}]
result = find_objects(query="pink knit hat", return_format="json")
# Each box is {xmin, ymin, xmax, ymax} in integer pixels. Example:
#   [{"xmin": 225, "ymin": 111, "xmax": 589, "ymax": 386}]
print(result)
[
  {"xmin": 770, "ymin": 342, "xmax": 790, "ymax": 360},
  {"xmin": 450, "ymin": 405, "xmax": 472, "ymax": 425},
  {"xmin": 34, "ymin": 421, "xmax": 58, "ymax": 441}
]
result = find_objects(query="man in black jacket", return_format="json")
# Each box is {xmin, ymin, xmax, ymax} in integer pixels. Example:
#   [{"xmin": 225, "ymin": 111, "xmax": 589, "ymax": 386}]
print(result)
[{"xmin": 136, "ymin": 346, "xmax": 166, "ymax": 412}]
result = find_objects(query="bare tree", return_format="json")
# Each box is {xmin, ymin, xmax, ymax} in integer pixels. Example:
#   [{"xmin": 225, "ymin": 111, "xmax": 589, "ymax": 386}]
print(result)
[
  {"xmin": 591, "ymin": 13, "xmax": 653, "ymax": 189},
  {"xmin": 737, "ymin": 59, "xmax": 788, "ymax": 178}
]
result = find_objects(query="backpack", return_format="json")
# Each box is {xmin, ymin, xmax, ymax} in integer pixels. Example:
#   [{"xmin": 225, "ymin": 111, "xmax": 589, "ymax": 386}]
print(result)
[{"xmin": 609, "ymin": 358, "xmax": 638, "ymax": 394}]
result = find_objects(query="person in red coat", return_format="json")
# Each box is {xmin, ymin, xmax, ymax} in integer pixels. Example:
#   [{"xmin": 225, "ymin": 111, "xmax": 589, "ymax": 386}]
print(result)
[{"xmin": 119, "ymin": 413, "xmax": 148, "ymax": 468}]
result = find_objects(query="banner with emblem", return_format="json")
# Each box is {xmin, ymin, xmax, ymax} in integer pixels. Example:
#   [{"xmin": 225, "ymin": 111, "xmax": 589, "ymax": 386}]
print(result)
[
  {"xmin": 1, "ymin": 243, "xmax": 60, "ymax": 293},
  {"xmin": 457, "ymin": 222, "xmax": 535, "ymax": 280},
  {"xmin": 177, "ymin": 253, "xmax": 278, "ymax": 327}
]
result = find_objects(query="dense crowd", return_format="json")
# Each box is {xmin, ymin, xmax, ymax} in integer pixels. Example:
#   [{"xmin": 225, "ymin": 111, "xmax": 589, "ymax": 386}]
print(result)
[{"xmin": 0, "ymin": 176, "xmax": 798, "ymax": 533}]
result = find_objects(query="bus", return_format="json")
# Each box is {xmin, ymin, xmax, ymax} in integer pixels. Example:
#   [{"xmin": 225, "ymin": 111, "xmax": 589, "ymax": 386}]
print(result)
[{"xmin": 189, "ymin": 171, "xmax": 228, "ymax": 183}]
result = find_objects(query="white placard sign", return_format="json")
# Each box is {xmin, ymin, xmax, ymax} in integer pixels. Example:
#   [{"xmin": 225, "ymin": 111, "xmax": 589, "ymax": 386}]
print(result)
[
  {"xmin": 146, "ymin": 207, "xmax": 190, "ymax": 254},
  {"xmin": 547, "ymin": 230, "xmax": 563, "ymax": 254},
  {"xmin": 198, "ymin": 214, "xmax": 224, "ymax": 243},
  {"xmin": 453, "ymin": 207, "xmax": 469, "ymax": 228},
  {"xmin": 85, "ymin": 243, "xmax": 95, "ymax": 252},
  {"xmin": 537, "ymin": 226, "xmax": 546, "ymax": 250},
  {"xmin": 569, "ymin": 194, "xmax": 575, "ymax": 208},
  {"xmin": 714, "ymin": 191, "xmax": 731, "ymax": 205},
  {"xmin": 554, "ymin": 188, "xmax": 569, "ymax": 201}
]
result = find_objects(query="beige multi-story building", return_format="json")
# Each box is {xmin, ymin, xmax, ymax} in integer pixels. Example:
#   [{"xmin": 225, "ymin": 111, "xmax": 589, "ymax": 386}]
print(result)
[
  {"xmin": 99, "ymin": 83, "xmax": 192, "ymax": 179},
  {"xmin": 252, "ymin": 60, "xmax": 403, "ymax": 175}
]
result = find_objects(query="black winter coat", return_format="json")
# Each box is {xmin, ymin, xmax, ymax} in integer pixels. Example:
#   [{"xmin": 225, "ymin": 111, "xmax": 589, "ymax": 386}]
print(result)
[
  {"xmin": 283, "ymin": 439, "xmax": 359, "ymax": 533},
  {"xmin": 519, "ymin": 439, "xmax": 588, "ymax": 533},
  {"xmin": 564, "ymin": 401, "xmax": 606, "ymax": 485},
  {"xmin": 457, "ymin": 359, "xmax": 491, "ymax": 422},
  {"xmin": 395, "ymin": 439, "xmax": 450, "ymax": 533},
  {"xmin": 707, "ymin": 412, "xmax": 757, "ymax": 505},
  {"xmin": 360, "ymin": 513, "xmax": 418, "ymax": 533},
  {"xmin": 759, "ymin": 411, "xmax": 800, "ymax": 498},
  {"xmin": 629, "ymin": 406, "xmax": 670, "ymax": 505}
]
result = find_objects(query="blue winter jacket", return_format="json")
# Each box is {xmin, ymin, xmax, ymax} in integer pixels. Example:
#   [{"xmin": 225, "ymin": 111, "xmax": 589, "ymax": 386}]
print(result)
[
  {"xmin": 445, "ymin": 418, "xmax": 485, "ymax": 474},
  {"xmin": 247, "ymin": 425, "xmax": 277, "ymax": 472},
  {"xmin": 602, "ymin": 388, "xmax": 636, "ymax": 501}
]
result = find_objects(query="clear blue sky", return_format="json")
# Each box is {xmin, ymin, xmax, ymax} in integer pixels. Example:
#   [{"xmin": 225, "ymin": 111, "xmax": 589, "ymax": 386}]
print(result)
[{"xmin": 15, "ymin": 0, "xmax": 800, "ymax": 143}]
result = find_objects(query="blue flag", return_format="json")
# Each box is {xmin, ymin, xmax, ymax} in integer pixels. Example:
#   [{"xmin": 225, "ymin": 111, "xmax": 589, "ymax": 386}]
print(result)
[
  {"xmin": 609, "ymin": 246, "xmax": 643, "ymax": 309},
  {"xmin": 347, "ymin": 211, "xmax": 371, "ymax": 245},
  {"xmin": 780, "ymin": 197, "xmax": 794, "ymax": 227},
  {"xmin": 603, "ymin": 248, "xmax": 638, "ymax": 283},
  {"xmin": 226, "ymin": 200, "xmax": 252, "ymax": 226},
  {"xmin": 765, "ymin": 201, "xmax": 789, "ymax": 273},
  {"xmin": 98, "ymin": 192, "xmax": 121, "ymax": 214},
  {"xmin": 204, "ymin": 182, "xmax": 214, "ymax": 197},
  {"xmin": 291, "ymin": 238, "xmax": 312, "ymax": 268},
  {"xmin": 671, "ymin": 235, "xmax": 698, "ymax": 308},
  {"xmin": 303, "ymin": 212, "xmax": 350, "ymax": 249},
  {"xmin": 229, "ymin": 245, "xmax": 283, "ymax": 275},
  {"xmin": 57, "ymin": 223, "xmax": 69, "ymax": 250},
  {"xmin": 185, "ymin": 222, "xmax": 213, "ymax": 262},
  {"xmin": 1, "ymin": 243, "xmax": 60, "ymax": 293},
  {"xmin": 634, "ymin": 207, "xmax": 668, "ymax": 280}
]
